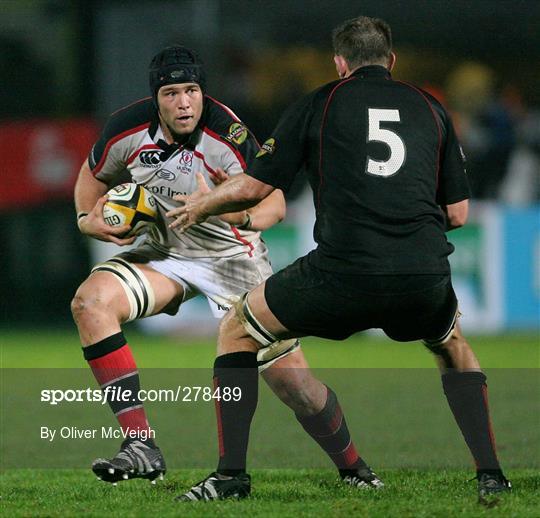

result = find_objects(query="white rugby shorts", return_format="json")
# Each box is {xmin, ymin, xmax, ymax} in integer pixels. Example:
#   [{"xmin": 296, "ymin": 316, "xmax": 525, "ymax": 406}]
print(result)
[
  {"xmin": 111, "ymin": 240, "xmax": 300, "ymax": 370},
  {"xmin": 115, "ymin": 240, "xmax": 273, "ymax": 317}
]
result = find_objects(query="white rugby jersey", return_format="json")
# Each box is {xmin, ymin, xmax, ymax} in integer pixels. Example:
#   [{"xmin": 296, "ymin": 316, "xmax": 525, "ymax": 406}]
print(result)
[{"xmin": 89, "ymin": 96, "xmax": 261, "ymax": 258}]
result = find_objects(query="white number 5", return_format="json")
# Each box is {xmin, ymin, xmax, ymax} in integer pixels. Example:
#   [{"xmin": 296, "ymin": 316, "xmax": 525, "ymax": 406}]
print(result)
[{"xmin": 366, "ymin": 108, "xmax": 406, "ymax": 177}]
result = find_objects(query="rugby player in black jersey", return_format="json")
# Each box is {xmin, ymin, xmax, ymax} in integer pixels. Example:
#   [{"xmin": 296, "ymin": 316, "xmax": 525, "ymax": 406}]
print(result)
[{"xmin": 172, "ymin": 17, "xmax": 510, "ymax": 502}]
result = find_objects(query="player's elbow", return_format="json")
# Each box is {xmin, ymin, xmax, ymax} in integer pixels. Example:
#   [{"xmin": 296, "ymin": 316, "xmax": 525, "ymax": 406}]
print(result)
[
  {"xmin": 276, "ymin": 204, "xmax": 286, "ymax": 223},
  {"xmin": 274, "ymin": 192, "xmax": 286, "ymax": 223}
]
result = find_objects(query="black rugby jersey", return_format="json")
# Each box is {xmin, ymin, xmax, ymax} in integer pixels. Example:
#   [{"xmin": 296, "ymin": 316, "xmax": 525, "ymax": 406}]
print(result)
[
  {"xmin": 88, "ymin": 96, "xmax": 261, "ymax": 258},
  {"xmin": 249, "ymin": 66, "xmax": 470, "ymax": 274}
]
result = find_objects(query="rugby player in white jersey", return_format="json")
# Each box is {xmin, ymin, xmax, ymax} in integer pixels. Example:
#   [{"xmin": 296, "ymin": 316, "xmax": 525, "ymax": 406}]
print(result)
[{"xmin": 72, "ymin": 46, "xmax": 382, "ymax": 489}]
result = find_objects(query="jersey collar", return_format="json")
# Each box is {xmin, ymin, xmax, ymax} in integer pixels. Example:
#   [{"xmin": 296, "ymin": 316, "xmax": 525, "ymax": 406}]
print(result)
[
  {"xmin": 351, "ymin": 65, "xmax": 391, "ymax": 80},
  {"xmin": 153, "ymin": 118, "xmax": 201, "ymax": 151}
]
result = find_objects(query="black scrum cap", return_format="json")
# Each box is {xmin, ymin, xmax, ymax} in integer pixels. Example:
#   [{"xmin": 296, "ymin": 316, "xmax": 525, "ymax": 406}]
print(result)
[{"xmin": 148, "ymin": 45, "xmax": 206, "ymax": 105}]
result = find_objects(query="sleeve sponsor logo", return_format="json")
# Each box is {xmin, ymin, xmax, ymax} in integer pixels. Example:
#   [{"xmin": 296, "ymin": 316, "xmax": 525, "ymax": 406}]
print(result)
[
  {"xmin": 256, "ymin": 138, "xmax": 276, "ymax": 158},
  {"xmin": 225, "ymin": 123, "xmax": 248, "ymax": 145}
]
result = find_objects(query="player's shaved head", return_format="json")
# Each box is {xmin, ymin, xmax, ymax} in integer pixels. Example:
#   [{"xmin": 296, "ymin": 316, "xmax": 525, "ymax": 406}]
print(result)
[{"xmin": 332, "ymin": 16, "xmax": 392, "ymax": 69}]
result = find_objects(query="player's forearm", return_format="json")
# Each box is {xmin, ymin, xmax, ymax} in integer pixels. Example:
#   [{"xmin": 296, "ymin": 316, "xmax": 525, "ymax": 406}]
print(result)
[
  {"xmin": 202, "ymin": 173, "xmax": 274, "ymax": 217},
  {"xmin": 247, "ymin": 189, "xmax": 286, "ymax": 231}
]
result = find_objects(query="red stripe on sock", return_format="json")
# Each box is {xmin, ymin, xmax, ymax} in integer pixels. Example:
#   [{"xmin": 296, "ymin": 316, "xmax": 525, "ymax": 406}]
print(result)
[
  {"xmin": 214, "ymin": 376, "xmax": 225, "ymax": 457},
  {"xmin": 328, "ymin": 405, "xmax": 344, "ymax": 434},
  {"xmin": 330, "ymin": 441, "xmax": 360, "ymax": 469},
  {"xmin": 88, "ymin": 344, "xmax": 137, "ymax": 386}
]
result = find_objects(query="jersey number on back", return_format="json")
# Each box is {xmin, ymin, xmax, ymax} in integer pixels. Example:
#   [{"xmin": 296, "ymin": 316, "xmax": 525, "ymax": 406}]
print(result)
[{"xmin": 366, "ymin": 108, "xmax": 406, "ymax": 177}]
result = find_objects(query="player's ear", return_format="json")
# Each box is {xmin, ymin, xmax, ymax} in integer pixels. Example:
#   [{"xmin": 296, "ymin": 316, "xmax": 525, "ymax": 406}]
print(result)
[
  {"xmin": 388, "ymin": 52, "xmax": 396, "ymax": 71},
  {"xmin": 333, "ymin": 55, "xmax": 348, "ymax": 79}
]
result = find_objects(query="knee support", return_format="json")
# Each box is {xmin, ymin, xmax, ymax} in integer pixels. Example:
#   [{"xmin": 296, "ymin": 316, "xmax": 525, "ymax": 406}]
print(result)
[
  {"xmin": 257, "ymin": 338, "xmax": 300, "ymax": 372},
  {"xmin": 91, "ymin": 257, "xmax": 156, "ymax": 322},
  {"xmin": 233, "ymin": 292, "xmax": 279, "ymax": 347}
]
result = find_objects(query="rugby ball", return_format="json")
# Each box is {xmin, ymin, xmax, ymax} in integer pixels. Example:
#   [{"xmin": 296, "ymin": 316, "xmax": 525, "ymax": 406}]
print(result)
[{"xmin": 103, "ymin": 183, "xmax": 157, "ymax": 238}]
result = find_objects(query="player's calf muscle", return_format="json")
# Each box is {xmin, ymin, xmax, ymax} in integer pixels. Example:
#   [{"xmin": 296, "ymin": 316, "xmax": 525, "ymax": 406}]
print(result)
[{"xmin": 263, "ymin": 363, "xmax": 326, "ymax": 416}]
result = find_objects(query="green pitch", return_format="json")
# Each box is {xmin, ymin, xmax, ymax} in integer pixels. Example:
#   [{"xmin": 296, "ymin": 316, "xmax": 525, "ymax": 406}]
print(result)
[
  {"xmin": 1, "ymin": 328, "xmax": 538, "ymax": 368},
  {"xmin": 1, "ymin": 468, "xmax": 539, "ymax": 517},
  {"xmin": 1, "ymin": 329, "xmax": 539, "ymax": 516}
]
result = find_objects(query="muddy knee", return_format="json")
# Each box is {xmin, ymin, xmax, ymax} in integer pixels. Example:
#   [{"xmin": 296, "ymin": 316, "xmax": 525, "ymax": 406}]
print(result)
[{"xmin": 71, "ymin": 282, "xmax": 115, "ymax": 325}]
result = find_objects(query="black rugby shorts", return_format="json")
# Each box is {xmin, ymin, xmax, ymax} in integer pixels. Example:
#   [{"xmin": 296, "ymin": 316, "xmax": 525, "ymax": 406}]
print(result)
[{"xmin": 264, "ymin": 255, "xmax": 457, "ymax": 342}]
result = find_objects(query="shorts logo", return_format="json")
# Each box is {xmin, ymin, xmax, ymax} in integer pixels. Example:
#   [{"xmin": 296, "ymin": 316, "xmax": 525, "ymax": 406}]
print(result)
[
  {"xmin": 139, "ymin": 150, "xmax": 162, "ymax": 167},
  {"xmin": 177, "ymin": 149, "xmax": 193, "ymax": 175},
  {"xmin": 226, "ymin": 123, "xmax": 248, "ymax": 145},
  {"xmin": 256, "ymin": 138, "xmax": 276, "ymax": 158},
  {"xmin": 156, "ymin": 168, "xmax": 176, "ymax": 181}
]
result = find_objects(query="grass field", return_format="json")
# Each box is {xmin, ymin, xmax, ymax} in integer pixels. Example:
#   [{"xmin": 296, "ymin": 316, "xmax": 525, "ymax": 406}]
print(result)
[
  {"xmin": 1, "ymin": 327, "xmax": 538, "ymax": 368},
  {"xmin": 2, "ymin": 468, "xmax": 539, "ymax": 517},
  {"xmin": 1, "ymin": 329, "xmax": 539, "ymax": 516}
]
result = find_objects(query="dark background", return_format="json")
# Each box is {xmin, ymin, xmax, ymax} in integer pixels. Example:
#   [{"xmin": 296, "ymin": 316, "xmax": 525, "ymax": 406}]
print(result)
[{"xmin": 1, "ymin": 0, "xmax": 539, "ymax": 326}]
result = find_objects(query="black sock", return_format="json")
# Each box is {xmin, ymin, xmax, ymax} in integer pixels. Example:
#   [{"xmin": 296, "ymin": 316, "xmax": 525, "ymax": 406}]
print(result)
[
  {"xmin": 296, "ymin": 386, "xmax": 368, "ymax": 476},
  {"xmin": 214, "ymin": 352, "xmax": 258, "ymax": 476},
  {"xmin": 442, "ymin": 371, "xmax": 501, "ymax": 472}
]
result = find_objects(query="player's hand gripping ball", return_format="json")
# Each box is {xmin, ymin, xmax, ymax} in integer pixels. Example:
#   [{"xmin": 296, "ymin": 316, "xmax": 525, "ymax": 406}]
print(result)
[{"xmin": 103, "ymin": 183, "xmax": 157, "ymax": 238}]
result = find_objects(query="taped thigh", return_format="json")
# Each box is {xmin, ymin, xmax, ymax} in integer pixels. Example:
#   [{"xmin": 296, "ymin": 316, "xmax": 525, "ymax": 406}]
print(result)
[
  {"xmin": 257, "ymin": 338, "xmax": 300, "ymax": 372},
  {"xmin": 91, "ymin": 257, "xmax": 156, "ymax": 322},
  {"xmin": 234, "ymin": 292, "xmax": 279, "ymax": 348}
]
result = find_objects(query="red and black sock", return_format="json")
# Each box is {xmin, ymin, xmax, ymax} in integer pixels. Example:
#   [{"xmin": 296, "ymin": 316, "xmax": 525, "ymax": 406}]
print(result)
[
  {"xmin": 83, "ymin": 332, "xmax": 153, "ymax": 445},
  {"xmin": 442, "ymin": 371, "xmax": 502, "ymax": 476},
  {"xmin": 213, "ymin": 352, "xmax": 258, "ymax": 476},
  {"xmin": 296, "ymin": 386, "xmax": 367, "ymax": 476}
]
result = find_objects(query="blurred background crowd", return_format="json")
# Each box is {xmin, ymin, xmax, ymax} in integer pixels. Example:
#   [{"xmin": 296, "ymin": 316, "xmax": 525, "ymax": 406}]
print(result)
[{"xmin": 1, "ymin": 0, "xmax": 538, "ymax": 334}]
